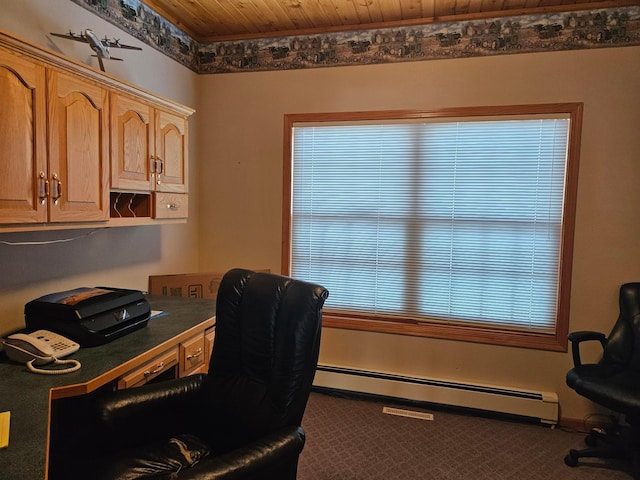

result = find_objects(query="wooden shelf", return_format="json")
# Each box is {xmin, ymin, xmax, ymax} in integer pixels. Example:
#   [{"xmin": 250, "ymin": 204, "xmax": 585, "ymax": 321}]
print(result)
[{"xmin": 110, "ymin": 192, "xmax": 151, "ymax": 219}]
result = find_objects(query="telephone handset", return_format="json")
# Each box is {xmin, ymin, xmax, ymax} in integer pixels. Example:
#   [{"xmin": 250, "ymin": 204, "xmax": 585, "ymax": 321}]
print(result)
[{"xmin": 2, "ymin": 330, "xmax": 81, "ymax": 374}]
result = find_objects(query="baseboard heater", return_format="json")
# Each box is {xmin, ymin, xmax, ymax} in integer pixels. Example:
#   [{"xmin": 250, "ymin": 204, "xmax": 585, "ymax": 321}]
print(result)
[{"xmin": 314, "ymin": 365, "xmax": 559, "ymax": 425}]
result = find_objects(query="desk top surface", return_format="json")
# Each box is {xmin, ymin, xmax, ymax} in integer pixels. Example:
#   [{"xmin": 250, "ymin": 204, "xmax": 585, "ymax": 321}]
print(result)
[{"xmin": 0, "ymin": 294, "xmax": 216, "ymax": 480}]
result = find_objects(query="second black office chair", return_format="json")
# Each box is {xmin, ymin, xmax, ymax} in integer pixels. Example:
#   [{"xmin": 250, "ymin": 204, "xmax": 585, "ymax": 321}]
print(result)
[{"xmin": 565, "ymin": 282, "xmax": 640, "ymax": 479}]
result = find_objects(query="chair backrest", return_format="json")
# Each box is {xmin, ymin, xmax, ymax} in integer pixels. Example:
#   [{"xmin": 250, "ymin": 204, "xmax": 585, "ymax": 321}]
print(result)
[
  {"xmin": 602, "ymin": 282, "xmax": 640, "ymax": 370},
  {"xmin": 200, "ymin": 268, "xmax": 328, "ymax": 450}
]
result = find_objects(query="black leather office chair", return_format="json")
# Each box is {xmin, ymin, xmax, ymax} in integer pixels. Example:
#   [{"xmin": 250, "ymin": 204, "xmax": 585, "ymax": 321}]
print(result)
[
  {"xmin": 72, "ymin": 268, "xmax": 328, "ymax": 480},
  {"xmin": 565, "ymin": 282, "xmax": 640, "ymax": 479}
]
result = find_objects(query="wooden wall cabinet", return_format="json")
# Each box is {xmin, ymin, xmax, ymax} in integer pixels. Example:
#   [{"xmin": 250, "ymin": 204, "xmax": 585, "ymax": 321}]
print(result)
[
  {"xmin": 0, "ymin": 48, "xmax": 47, "ymax": 224},
  {"xmin": 154, "ymin": 109, "xmax": 188, "ymax": 194},
  {"xmin": 0, "ymin": 49, "xmax": 110, "ymax": 225},
  {"xmin": 110, "ymin": 94, "xmax": 189, "ymax": 221},
  {"xmin": 110, "ymin": 96, "xmax": 188, "ymax": 195},
  {"xmin": 47, "ymin": 69, "xmax": 110, "ymax": 222},
  {"xmin": 0, "ymin": 29, "xmax": 194, "ymax": 232},
  {"xmin": 110, "ymin": 93, "xmax": 154, "ymax": 193}
]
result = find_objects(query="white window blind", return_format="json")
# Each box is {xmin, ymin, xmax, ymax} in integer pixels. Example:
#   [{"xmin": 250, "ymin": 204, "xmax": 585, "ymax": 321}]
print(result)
[{"xmin": 291, "ymin": 116, "xmax": 570, "ymax": 332}]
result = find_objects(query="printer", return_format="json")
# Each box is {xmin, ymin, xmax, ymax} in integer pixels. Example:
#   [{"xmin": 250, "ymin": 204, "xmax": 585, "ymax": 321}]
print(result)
[{"xmin": 24, "ymin": 287, "xmax": 151, "ymax": 347}]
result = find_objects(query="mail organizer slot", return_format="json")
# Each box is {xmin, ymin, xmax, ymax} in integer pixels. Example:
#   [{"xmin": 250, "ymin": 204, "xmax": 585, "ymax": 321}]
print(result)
[{"xmin": 110, "ymin": 192, "xmax": 151, "ymax": 218}]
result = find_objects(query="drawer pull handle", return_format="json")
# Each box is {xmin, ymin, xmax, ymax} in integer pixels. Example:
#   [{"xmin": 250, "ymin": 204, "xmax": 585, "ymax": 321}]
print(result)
[
  {"xmin": 144, "ymin": 362, "xmax": 165, "ymax": 376},
  {"xmin": 167, "ymin": 203, "xmax": 180, "ymax": 210},
  {"xmin": 186, "ymin": 348, "xmax": 202, "ymax": 360}
]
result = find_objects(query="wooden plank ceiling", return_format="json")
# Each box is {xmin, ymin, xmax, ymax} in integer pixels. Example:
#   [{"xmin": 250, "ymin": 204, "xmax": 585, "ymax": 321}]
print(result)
[{"xmin": 140, "ymin": 0, "xmax": 635, "ymax": 42}]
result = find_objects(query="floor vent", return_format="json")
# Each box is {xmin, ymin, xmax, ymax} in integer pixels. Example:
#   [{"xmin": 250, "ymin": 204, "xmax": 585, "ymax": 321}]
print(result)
[
  {"xmin": 314, "ymin": 364, "xmax": 558, "ymax": 425},
  {"xmin": 382, "ymin": 406, "xmax": 434, "ymax": 421}
]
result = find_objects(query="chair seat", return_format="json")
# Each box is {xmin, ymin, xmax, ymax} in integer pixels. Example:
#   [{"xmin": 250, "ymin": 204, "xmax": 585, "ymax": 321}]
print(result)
[
  {"xmin": 91, "ymin": 426, "xmax": 306, "ymax": 480},
  {"xmin": 91, "ymin": 434, "xmax": 210, "ymax": 480},
  {"xmin": 567, "ymin": 364, "xmax": 640, "ymax": 414}
]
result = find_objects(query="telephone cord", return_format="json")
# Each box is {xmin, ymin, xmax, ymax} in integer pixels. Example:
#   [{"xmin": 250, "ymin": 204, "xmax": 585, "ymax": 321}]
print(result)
[{"xmin": 27, "ymin": 358, "xmax": 82, "ymax": 375}]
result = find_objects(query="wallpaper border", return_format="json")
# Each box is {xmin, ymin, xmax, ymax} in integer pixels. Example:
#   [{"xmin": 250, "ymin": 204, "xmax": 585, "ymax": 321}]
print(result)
[{"xmin": 70, "ymin": 1, "xmax": 640, "ymax": 74}]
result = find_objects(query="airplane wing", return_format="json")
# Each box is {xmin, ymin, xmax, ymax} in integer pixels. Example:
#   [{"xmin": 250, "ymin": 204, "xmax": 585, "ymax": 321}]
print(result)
[
  {"xmin": 50, "ymin": 31, "xmax": 90, "ymax": 44},
  {"xmin": 100, "ymin": 38, "xmax": 142, "ymax": 51}
]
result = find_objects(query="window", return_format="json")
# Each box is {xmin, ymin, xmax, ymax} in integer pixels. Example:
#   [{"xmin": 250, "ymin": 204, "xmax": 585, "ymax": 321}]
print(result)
[{"xmin": 282, "ymin": 105, "xmax": 582, "ymax": 351}]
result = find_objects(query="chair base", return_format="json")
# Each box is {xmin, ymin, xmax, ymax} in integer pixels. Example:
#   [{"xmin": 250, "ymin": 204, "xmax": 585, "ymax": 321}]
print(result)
[{"xmin": 564, "ymin": 424, "xmax": 640, "ymax": 479}]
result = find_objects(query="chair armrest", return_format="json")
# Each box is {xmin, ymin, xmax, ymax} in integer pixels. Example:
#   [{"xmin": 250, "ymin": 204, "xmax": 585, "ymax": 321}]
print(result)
[
  {"xmin": 95, "ymin": 374, "xmax": 207, "ymax": 447},
  {"xmin": 567, "ymin": 331, "xmax": 607, "ymax": 368},
  {"xmin": 178, "ymin": 425, "xmax": 305, "ymax": 480}
]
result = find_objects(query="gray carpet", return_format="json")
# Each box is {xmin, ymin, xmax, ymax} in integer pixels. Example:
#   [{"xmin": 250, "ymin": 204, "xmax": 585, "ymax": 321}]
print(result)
[{"xmin": 299, "ymin": 390, "xmax": 631, "ymax": 479}]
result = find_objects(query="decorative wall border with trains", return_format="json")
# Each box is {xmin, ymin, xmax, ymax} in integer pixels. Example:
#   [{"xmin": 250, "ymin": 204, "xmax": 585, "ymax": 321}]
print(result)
[{"xmin": 71, "ymin": 1, "xmax": 640, "ymax": 74}]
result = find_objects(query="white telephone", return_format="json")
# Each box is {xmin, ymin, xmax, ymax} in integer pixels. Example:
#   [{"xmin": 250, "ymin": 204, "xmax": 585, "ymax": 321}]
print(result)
[{"xmin": 2, "ymin": 330, "xmax": 81, "ymax": 374}]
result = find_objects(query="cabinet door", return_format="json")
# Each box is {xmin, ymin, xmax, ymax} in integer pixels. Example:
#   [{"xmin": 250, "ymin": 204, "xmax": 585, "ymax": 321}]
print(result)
[
  {"xmin": 47, "ymin": 69, "xmax": 109, "ymax": 222},
  {"xmin": 0, "ymin": 49, "xmax": 47, "ymax": 223},
  {"xmin": 110, "ymin": 93, "xmax": 154, "ymax": 191},
  {"xmin": 155, "ymin": 110, "xmax": 188, "ymax": 193}
]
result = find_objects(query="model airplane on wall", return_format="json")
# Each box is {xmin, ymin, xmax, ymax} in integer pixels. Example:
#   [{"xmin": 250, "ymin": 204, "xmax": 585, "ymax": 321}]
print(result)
[{"xmin": 50, "ymin": 29, "xmax": 142, "ymax": 72}]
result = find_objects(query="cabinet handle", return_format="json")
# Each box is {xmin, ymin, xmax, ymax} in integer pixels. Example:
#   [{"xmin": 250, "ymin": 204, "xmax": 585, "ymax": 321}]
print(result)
[
  {"xmin": 186, "ymin": 348, "xmax": 202, "ymax": 360},
  {"xmin": 150, "ymin": 155, "xmax": 156, "ymax": 173},
  {"xmin": 51, "ymin": 173, "xmax": 62, "ymax": 205},
  {"xmin": 143, "ymin": 361, "xmax": 165, "ymax": 376},
  {"xmin": 38, "ymin": 172, "xmax": 48, "ymax": 205},
  {"xmin": 155, "ymin": 158, "xmax": 163, "ymax": 185},
  {"xmin": 167, "ymin": 203, "xmax": 180, "ymax": 211}
]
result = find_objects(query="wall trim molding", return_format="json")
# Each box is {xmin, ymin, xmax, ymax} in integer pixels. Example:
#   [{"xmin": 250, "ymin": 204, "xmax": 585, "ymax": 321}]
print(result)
[
  {"xmin": 71, "ymin": 1, "xmax": 640, "ymax": 74},
  {"xmin": 314, "ymin": 364, "xmax": 559, "ymax": 425}
]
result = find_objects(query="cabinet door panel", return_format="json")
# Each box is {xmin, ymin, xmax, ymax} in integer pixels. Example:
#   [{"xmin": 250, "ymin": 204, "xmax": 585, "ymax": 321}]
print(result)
[
  {"xmin": 155, "ymin": 110, "xmax": 187, "ymax": 193},
  {"xmin": 111, "ymin": 94, "xmax": 154, "ymax": 191},
  {"xmin": 0, "ymin": 49, "xmax": 47, "ymax": 223},
  {"xmin": 48, "ymin": 70, "xmax": 109, "ymax": 222}
]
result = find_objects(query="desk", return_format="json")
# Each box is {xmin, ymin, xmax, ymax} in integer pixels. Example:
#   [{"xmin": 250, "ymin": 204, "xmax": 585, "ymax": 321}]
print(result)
[{"xmin": 0, "ymin": 295, "xmax": 216, "ymax": 480}]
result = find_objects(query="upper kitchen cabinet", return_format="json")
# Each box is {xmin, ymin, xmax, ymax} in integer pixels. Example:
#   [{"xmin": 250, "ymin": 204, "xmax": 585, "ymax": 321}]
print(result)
[
  {"xmin": 110, "ymin": 95, "xmax": 188, "ymax": 194},
  {"xmin": 110, "ymin": 93, "xmax": 154, "ymax": 192},
  {"xmin": 154, "ymin": 109, "xmax": 188, "ymax": 194},
  {"xmin": 47, "ymin": 69, "xmax": 110, "ymax": 223},
  {"xmin": 0, "ymin": 49, "xmax": 109, "ymax": 226},
  {"xmin": 0, "ymin": 48, "xmax": 47, "ymax": 224},
  {"xmin": 0, "ymin": 28, "xmax": 194, "ymax": 232}
]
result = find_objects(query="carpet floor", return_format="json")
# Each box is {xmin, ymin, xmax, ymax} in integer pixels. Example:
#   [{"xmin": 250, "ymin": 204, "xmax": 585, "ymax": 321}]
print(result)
[{"xmin": 298, "ymin": 390, "xmax": 632, "ymax": 480}]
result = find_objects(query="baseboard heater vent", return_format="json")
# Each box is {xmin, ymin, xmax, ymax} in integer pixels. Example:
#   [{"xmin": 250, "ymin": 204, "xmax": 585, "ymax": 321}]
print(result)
[
  {"xmin": 314, "ymin": 365, "xmax": 558, "ymax": 425},
  {"xmin": 382, "ymin": 406, "xmax": 434, "ymax": 421}
]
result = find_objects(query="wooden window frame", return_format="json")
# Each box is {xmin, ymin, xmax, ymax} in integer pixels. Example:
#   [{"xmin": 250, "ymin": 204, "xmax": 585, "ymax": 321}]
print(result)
[{"xmin": 282, "ymin": 104, "xmax": 583, "ymax": 351}]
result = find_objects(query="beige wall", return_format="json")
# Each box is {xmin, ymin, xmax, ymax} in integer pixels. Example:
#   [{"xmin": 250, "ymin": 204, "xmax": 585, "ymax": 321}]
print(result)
[
  {"xmin": 0, "ymin": 0, "xmax": 199, "ymax": 335},
  {"xmin": 196, "ymin": 47, "xmax": 640, "ymax": 421},
  {"xmin": 1, "ymin": 0, "xmax": 639, "ymax": 422}
]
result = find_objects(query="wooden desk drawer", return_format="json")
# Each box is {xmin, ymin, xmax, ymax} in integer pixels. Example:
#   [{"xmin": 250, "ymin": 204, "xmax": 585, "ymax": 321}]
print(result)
[
  {"xmin": 154, "ymin": 192, "xmax": 188, "ymax": 219},
  {"xmin": 180, "ymin": 333, "xmax": 205, "ymax": 376},
  {"xmin": 117, "ymin": 347, "xmax": 179, "ymax": 389}
]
